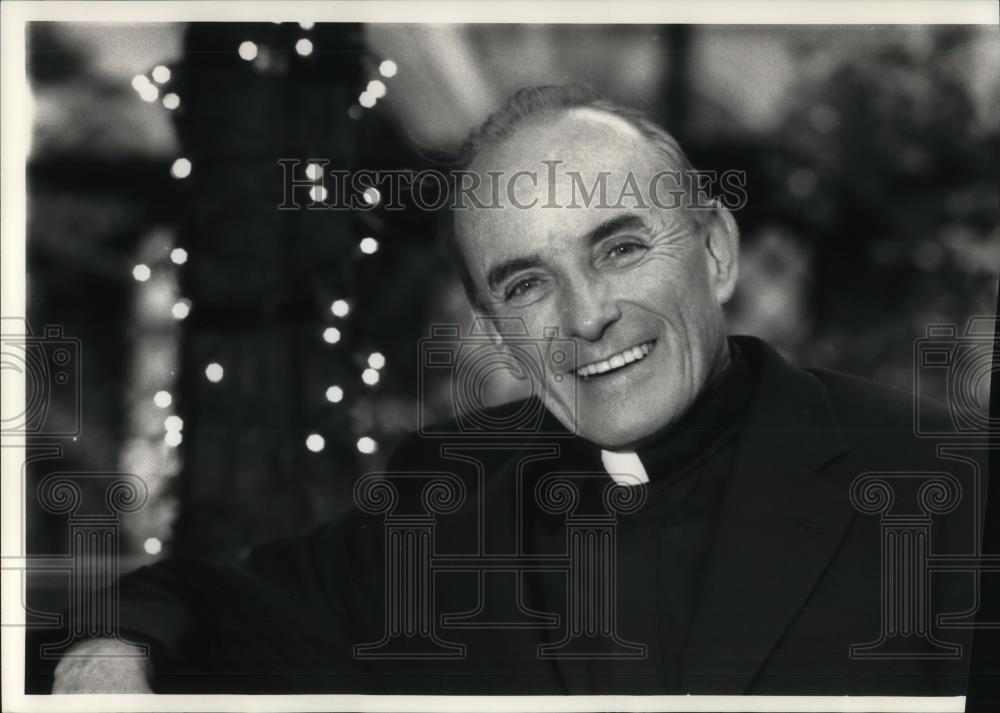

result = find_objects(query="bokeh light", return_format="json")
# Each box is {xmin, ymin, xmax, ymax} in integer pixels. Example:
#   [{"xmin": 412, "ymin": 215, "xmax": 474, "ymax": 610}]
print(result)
[
  {"xmin": 238, "ymin": 41, "xmax": 258, "ymax": 61},
  {"xmin": 325, "ymin": 385, "xmax": 344, "ymax": 403},
  {"xmin": 205, "ymin": 363, "xmax": 224, "ymax": 383},
  {"xmin": 170, "ymin": 158, "xmax": 192, "ymax": 179},
  {"xmin": 378, "ymin": 60, "xmax": 397, "ymax": 78}
]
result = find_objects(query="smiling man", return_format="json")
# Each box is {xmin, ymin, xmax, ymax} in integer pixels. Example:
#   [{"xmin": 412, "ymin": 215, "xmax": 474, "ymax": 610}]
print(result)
[
  {"xmin": 450, "ymin": 90, "xmax": 738, "ymax": 450},
  {"xmin": 44, "ymin": 85, "xmax": 984, "ymax": 697}
]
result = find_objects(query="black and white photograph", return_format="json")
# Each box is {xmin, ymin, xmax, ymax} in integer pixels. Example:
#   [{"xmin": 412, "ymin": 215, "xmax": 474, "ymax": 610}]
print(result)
[{"xmin": 2, "ymin": 1, "xmax": 999, "ymax": 710}]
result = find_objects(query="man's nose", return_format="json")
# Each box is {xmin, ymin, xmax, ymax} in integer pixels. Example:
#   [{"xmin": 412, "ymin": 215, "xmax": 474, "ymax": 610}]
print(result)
[{"xmin": 559, "ymin": 277, "xmax": 621, "ymax": 342}]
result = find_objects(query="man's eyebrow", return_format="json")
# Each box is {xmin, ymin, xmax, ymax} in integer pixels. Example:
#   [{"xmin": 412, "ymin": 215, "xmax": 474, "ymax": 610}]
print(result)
[{"xmin": 584, "ymin": 213, "xmax": 649, "ymax": 246}]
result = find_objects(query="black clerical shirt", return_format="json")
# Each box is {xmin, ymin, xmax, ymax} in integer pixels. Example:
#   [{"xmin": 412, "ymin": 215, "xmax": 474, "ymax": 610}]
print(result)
[{"xmin": 525, "ymin": 340, "xmax": 754, "ymax": 694}]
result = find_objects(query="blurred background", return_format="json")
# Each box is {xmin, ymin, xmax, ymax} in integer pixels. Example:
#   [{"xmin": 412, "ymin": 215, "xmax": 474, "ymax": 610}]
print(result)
[{"xmin": 20, "ymin": 22, "xmax": 999, "ymax": 595}]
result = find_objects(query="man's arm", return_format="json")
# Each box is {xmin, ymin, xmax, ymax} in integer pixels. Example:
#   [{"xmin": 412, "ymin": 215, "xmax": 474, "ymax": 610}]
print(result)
[
  {"xmin": 45, "ymin": 554, "xmax": 209, "ymax": 693},
  {"xmin": 51, "ymin": 639, "xmax": 152, "ymax": 693},
  {"xmin": 47, "ymin": 433, "xmax": 423, "ymax": 693}
]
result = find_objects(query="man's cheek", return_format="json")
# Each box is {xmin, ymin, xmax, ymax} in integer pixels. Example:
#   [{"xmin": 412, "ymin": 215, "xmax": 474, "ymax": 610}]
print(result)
[
  {"xmin": 518, "ymin": 304, "xmax": 563, "ymax": 340},
  {"xmin": 612, "ymin": 268, "xmax": 683, "ymax": 308}
]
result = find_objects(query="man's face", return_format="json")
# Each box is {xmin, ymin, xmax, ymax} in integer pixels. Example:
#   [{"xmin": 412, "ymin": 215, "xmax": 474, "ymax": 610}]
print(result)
[{"xmin": 454, "ymin": 109, "xmax": 739, "ymax": 449}]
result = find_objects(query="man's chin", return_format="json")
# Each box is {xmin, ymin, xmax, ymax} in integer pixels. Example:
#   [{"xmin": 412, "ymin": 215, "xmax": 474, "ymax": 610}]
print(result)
[
  {"xmin": 542, "ymin": 394, "xmax": 673, "ymax": 449},
  {"xmin": 575, "ymin": 417, "xmax": 668, "ymax": 451}
]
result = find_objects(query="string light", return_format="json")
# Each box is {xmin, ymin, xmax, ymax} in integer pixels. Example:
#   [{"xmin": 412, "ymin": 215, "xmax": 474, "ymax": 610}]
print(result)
[
  {"xmin": 238, "ymin": 41, "xmax": 259, "ymax": 61},
  {"xmin": 306, "ymin": 163, "xmax": 323, "ymax": 180},
  {"xmin": 171, "ymin": 299, "xmax": 191, "ymax": 320},
  {"xmin": 131, "ymin": 44, "xmax": 398, "ymax": 544},
  {"xmin": 164, "ymin": 415, "xmax": 184, "ymax": 432},
  {"xmin": 132, "ymin": 75, "xmax": 158, "ymax": 102},
  {"xmin": 205, "ymin": 363, "xmax": 224, "ymax": 383},
  {"xmin": 295, "ymin": 38, "xmax": 314, "ymax": 57},
  {"xmin": 362, "ymin": 187, "xmax": 381, "ymax": 206},
  {"xmin": 330, "ymin": 299, "xmax": 350, "ymax": 317},
  {"xmin": 322, "ymin": 327, "xmax": 341, "ymax": 344},
  {"xmin": 151, "ymin": 65, "xmax": 171, "ymax": 84},
  {"xmin": 325, "ymin": 385, "xmax": 344, "ymax": 403},
  {"xmin": 170, "ymin": 158, "xmax": 192, "ymax": 179},
  {"xmin": 379, "ymin": 60, "xmax": 398, "ymax": 78}
]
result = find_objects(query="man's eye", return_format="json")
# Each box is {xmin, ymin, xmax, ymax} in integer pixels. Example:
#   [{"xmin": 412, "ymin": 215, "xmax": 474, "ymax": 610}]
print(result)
[
  {"xmin": 505, "ymin": 277, "xmax": 540, "ymax": 300},
  {"xmin": 605, "ymin": 241, "xmax": 645, "ymax": 260}
]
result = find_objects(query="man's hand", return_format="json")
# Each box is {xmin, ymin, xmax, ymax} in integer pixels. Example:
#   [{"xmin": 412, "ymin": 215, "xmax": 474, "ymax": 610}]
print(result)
[{"xmin": 52, "ymin": 639, "xmax": 153, "ymax": 693}]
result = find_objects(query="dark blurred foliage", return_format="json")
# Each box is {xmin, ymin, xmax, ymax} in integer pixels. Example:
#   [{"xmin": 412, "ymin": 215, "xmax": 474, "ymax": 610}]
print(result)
[
  {"xmin": 769, "ymin": 27, "xmax": 998, "ymax": 386},
  {"xmin": 680, "ymin": 27, "xmax": 998, "ymax": 396}
]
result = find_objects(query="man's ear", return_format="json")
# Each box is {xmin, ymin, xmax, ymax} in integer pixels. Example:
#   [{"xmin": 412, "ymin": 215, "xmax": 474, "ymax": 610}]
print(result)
[{"xmin": 703, "ymin": 202, "xmax": 740, "ymax": 305}]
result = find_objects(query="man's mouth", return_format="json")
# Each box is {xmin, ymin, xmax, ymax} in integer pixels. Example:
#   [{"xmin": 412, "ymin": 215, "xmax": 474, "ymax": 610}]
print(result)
[{"xmin": 573, "ymin": 340, "xmax": 656, "ymax": 379}]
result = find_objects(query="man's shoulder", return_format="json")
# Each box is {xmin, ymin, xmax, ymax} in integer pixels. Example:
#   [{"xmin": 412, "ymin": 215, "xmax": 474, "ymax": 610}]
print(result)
[
  {"xmin": 809, "ymin": 367, "xmax": 916, "ymax": 423},
  {"xmin": 737, "ymin": 335, "xmax": 956, "ymax": 458},
  {"xmin": 806, "ymin": 365, "xmax": 955, "ymax": 452},
  {"xmin": 389, "ymin": 398, "xmax": 558, "ymax": 460}
]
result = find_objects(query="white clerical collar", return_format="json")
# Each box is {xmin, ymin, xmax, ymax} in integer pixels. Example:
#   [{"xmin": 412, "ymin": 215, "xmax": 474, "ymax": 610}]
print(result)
[{"xmin": 600, "ymin": 449, "xmax": 650, "ymax": 487}]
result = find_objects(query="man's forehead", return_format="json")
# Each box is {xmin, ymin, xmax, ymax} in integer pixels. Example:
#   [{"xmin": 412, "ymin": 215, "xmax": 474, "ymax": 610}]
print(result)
[
  {"xmin": 472, "ymin": 108, "xmax": 646, "ymax": 171},
  {"xmin": 563, "ymin": 107, "xmax": 646, "ymax": 141},
  {"xmin": 461, "ymin": 120, "xmax": 658, "ymax": 218}
]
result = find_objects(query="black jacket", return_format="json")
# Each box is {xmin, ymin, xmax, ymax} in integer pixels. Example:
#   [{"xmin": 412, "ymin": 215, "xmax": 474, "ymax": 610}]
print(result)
[{"xmin": 35, "ymin": 335, "xmax": 988, "ymax": 695}]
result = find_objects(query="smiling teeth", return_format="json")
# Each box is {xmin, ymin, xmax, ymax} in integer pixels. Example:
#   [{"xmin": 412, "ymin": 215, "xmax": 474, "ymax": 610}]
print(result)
[{"xmin": 575, "ymin": 342, "xmax": 653, "ymax": 377}]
